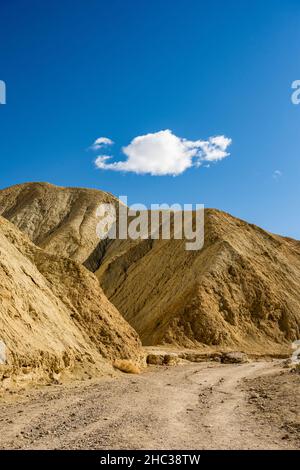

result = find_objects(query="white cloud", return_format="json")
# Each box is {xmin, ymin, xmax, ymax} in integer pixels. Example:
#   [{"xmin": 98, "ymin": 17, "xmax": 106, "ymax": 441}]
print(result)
[
  {"xmin": 90, "ymin": 136, "xmax": 114, "ymax": 151},
  {"xmin": 94, "ymin": 129, "xmax": 232, "ymax": 176},
  {"xmin": 273, "ymin": 170, "xmax": 282, "ymax": 180}
]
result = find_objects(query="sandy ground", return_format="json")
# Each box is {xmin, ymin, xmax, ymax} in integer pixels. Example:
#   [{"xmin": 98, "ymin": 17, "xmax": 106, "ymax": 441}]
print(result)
[{"xmin": 0, "ymin": 360, "xmax": 299, "ymax": 450}]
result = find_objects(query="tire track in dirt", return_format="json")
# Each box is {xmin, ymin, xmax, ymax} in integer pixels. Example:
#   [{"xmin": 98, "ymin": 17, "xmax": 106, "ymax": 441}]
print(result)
[{"xmin": 0, "ymin": 361, "xmax": 297, "ymax": 450}]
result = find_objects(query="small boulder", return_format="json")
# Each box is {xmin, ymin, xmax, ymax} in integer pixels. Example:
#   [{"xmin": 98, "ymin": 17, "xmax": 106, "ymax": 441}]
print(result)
[
  {"xmin": 163, "ymin": 354, "xmax": 180, "ymax": 366},
  {"xmin": 147, "ymin": 354, "xmax": 165, "ymax": 365},
  {"xmin": 221, "ymin": 352, "xmax": 249, "ymax": 364},
  {"xmin": 147, "ymin": 353, "xmax": 180, "ymax": 366},
  {"xmin": 291, "ymin": 363, "xmax": 300, "ymax": 374}
]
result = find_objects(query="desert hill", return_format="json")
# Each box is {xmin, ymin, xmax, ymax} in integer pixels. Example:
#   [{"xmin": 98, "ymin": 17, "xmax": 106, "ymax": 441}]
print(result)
[
  {"xmin": 0, "ymin": 182, "xmax": 118, "ymax": 265},
  {"xmin": 0, "ymin": 215, "xmax": 143, "ymax": 388},
  {"xmin": 96, "ymin": 210, "xmax": 300, "ymax": 354},
  {"xmin": 1, "ymin": 182, "xmax": 300, "ymax": 355}
]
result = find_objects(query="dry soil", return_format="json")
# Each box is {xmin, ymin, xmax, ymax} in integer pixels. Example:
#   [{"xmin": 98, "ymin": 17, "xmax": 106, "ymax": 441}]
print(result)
[{"xmin": 0, "ymin": 360, "xmax": 298, "ymax": 450}]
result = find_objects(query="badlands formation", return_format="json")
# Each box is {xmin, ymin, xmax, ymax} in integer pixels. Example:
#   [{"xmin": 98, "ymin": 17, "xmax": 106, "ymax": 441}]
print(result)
[
  {"xmin": 0, "ymin": 182, "xmax": 300, "ymax": 386},
  {"xmin": 0, "ymin": 213, "xmax": 143, "ymax": 387}
]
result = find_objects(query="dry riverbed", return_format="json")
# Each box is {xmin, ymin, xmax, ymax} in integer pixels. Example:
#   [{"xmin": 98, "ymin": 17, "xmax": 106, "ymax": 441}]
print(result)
[{"xmin": 0, "ymin": 360, "xmax": 299, "ymax": 450}]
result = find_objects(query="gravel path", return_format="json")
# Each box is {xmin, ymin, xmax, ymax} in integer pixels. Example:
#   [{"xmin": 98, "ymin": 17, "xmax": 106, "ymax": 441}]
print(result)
[{"xmin": 0, "ymin": 361, "xmax": 298, "ymax": 450}]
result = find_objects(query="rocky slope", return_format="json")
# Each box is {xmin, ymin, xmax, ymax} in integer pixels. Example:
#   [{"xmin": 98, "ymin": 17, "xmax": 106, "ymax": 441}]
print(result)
[
  {"xmin": 0, "ymin": 216, "xmax": 143, "ymax": 389},
  {"xmin": 0, "ymin": 182, "xmax": 118, "ymax": 265},
  {"xmin": 1, "ymin": 182, "xmax": 300, "ymax": 355},
  {"xmin": 95, "ymin": 210, "xmax": 300, "ymax": 354}
]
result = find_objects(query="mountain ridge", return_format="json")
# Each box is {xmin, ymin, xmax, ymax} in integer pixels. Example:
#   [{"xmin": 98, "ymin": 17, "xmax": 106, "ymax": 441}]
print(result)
[{"xmin": 1, "ymin": 182, "xmax": 299, "ymax": 356}]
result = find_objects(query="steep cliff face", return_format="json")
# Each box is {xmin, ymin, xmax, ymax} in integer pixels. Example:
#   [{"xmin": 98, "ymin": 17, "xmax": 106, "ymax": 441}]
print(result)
[{"xmin": 0, "ymin": 216, "xmax": 144, "ymax": 387}]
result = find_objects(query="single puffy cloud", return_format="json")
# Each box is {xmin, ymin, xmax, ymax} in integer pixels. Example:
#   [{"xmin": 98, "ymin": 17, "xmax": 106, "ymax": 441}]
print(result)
[
  {"xmin": 90, "ymin": 136, "xmax": 114, "ymax": 151},
  {"xmin": 94, "ymin": 129, "xmax": 232, "ymax": 176}
]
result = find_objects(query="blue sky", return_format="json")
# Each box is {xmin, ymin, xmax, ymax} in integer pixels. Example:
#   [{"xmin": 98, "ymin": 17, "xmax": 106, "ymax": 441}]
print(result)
[{"xmin": 0, "ymin": 0, "xmax": 300, "ymax": 237}]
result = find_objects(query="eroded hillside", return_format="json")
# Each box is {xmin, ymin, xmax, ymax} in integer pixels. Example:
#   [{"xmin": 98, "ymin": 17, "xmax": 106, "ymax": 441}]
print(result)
[
  {"xmin": 1, "ymin": 183, "xmax": 299, "ymax": 355},
  {"xmin": 0, "ymin": 182, "xmax": 118, "ymax": 264},
  {"xmin": 95, "ymin": 210, "xmax": 300, "ymax": 354},
  {"xmin": 0, "ymin": 216, "xmax": 143, "ymax": 388}
]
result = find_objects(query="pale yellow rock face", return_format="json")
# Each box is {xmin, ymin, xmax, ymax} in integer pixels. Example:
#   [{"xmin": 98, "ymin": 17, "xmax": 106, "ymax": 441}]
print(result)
[{"xmin": 0, "ymin": 216, "xmax": 144, "ymax": 387}]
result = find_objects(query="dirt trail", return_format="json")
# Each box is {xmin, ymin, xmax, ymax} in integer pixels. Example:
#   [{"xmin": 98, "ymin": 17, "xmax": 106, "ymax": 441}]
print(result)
[{"xmin": 0, "ymin": 361, "xmax": 298, "ymax": 450}]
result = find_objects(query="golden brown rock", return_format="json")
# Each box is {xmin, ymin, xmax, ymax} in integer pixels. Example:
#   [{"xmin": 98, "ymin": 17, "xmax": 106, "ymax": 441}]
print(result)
[
  {"xmin": 1, "ymin": 183, "xmax": 300, "ymax": 356},
  {"xmin": 0, "ymin": 182, "xmax": 118, "ymax": 265},
  {"xmin": 0, "ymin": 216, "xmax": 144, "ymax": 388},
  {"xmin": 96, "ymin": 210, "xmax": 300, "ymax": 355}
]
